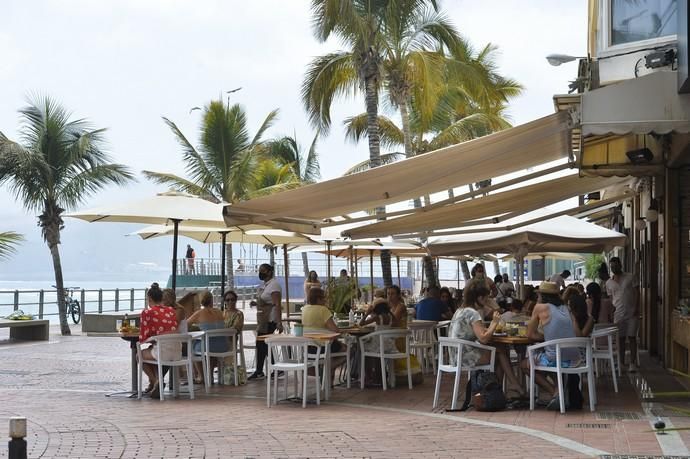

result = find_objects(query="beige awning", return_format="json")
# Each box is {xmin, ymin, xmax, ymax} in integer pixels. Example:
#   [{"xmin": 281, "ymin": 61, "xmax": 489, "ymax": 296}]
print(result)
[
  {"xmin": 343, "ymin": 174, "xmax": 627, "ymax": 239},
  {"xmin": 581, "ymin": 71, "xmax": 690, "ymax": 136},
  {"xmin": 224, "ymin": 112, "xmax": 573, "ymax": 226}
]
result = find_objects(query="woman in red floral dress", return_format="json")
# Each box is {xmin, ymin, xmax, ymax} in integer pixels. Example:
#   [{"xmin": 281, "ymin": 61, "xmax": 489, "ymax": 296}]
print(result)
[{"xmin": 139, "ymin": 282, "xmax": 178, "ymax": 397}]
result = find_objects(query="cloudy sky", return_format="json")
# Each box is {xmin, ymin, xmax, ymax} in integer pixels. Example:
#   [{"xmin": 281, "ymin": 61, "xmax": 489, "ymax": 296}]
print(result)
[{"xmin": 0, "ymin": 0, "xmax": 587, "ymax": 281}]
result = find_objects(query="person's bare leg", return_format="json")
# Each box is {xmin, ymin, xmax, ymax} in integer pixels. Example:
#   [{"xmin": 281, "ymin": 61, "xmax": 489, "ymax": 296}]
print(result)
[
  {"xmin": 628, "ymin": 337, "xmax": 638, "ymax": 367},
  {"xmin": 520, "ymin": 359, "xmax": 556, "ymax": 396},
  {"xmin": 496, "ymin": 350, "xmax": 523, "ymax": 394},
  {"xmin": 619, "ymin": 336, "xmax": 627, "ymax": 366}
]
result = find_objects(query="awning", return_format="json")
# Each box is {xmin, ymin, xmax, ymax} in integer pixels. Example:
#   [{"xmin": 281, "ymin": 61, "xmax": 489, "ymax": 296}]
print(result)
[
  {"xmin": 224, "ymin": 112, "xmax": 573, "ymax": 226},
  {"xmin": 581, "ymin": 71, "xmax": 690, "ymax": 136},
  {"xmin": 343, "ymin": 174, "xmax": 628, "ymax": 239}
]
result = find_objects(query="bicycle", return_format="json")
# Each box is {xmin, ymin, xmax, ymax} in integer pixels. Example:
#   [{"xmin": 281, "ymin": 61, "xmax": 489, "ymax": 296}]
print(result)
[{"xmin": 53, "ymin": 286, "xmax": 81, "ymax": 324}]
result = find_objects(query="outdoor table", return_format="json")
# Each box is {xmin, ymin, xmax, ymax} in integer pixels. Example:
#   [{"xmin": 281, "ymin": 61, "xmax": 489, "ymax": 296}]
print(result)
[
  {"xmin": 337, "ymin": 325, "xmax": 374, "ymax": 336},
  {"xmin": 407, "ymin": 319, "xmax": 438, "ymax": 329},
  {"xmin": 490, "ymin": 335, "xmax": 534, "ymax": 346},
  {"xmin": 106, "ymin": 332, "xmax": 139, "ymax": 398}
]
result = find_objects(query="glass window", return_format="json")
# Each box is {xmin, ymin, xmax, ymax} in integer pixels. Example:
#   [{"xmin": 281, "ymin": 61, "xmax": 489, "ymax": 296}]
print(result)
[{"xmin": 611, "ymin": 0, "xmax": 677, "ymax": 45}]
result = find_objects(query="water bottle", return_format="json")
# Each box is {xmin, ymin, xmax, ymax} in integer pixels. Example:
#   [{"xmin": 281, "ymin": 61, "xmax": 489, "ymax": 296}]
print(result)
[{"xmin": 348, "ymin": 309, "xmax": 355, "ymax": 326}]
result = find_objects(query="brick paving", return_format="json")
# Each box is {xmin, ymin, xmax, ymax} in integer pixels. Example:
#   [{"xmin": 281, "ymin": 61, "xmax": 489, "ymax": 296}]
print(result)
[{"xmin": 0, "ymin": 325, "xmax": 686, "ymax": 458}]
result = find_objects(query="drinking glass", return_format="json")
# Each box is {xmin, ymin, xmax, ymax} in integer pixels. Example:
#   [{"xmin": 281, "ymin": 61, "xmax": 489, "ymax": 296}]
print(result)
[{"xmin": 116, "ymin": 320, "xmax": 122, "ymax": 331}]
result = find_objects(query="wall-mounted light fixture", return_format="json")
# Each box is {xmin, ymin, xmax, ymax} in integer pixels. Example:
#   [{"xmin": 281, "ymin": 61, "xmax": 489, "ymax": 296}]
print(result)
[{"xmin": 645, "ymin": 198, "xmax": 659, "ymax": 223}]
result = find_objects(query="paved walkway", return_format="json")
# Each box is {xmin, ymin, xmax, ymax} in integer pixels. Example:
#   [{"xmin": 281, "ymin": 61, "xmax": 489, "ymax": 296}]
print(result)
[{"xmin": 0, "ymin": 326, "xmax": 689, "ymax": 458}]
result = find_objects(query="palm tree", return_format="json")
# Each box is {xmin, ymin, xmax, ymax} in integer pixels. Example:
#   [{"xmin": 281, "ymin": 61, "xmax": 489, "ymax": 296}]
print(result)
[
  {"xmin": 265, "ymin": 133, "xmax": 321, "ymax": 276},
  {"xmin": 0, "ymin": 96, "xmax": 133, "ymax": 335},
  {"xmin": 143, "ymin": 99, "xmax": 280, "ymax": 289},
  {"xmin": 305, "ymin": 0, "xmax": 456, "ymax": 287},
  {"xmin": 0, "ymin": 231, "xmax": 23, "ymax": 260}
]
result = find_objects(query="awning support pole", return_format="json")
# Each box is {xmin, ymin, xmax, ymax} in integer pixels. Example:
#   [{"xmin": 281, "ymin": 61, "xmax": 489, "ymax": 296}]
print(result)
[{"xmin": 283, "ymin": 244, "xmax": 290, "ymax": 319}]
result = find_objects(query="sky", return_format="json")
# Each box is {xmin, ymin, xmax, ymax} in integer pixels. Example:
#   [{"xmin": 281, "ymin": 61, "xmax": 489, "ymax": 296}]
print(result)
[{"xmin": 0, "ymin": 0, "xmax": 587, "ymax": 282}]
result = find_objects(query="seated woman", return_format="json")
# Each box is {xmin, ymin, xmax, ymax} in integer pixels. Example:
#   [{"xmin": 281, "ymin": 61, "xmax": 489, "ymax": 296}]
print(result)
[
  {"xmin": 359, "ymin": 298, "xmax": 398, "ymax": 354},
  {"xmin": 139, "ymin": 282, "xmax": 178, "ymax": 398},
  {"xmin": 303, "ymin": 270, "xmax": 322, "ymax": 302},
  {"xmin": 449, "ymin": 283, "xmax": 526, "ymax": 398},
  {"xmin": 563, "ymin": 286, "xmax": 594, "ymax": 337},
  {"xmin": 222, "ymin": 290, "xmax": 244, "ymax": 333},
  {"xmin": 301, "ymin": 287, "xmax": 343, "ymax": 352},
  {"xmin": 187, "ymin": 291, "xmax": 227, "ymax": 384}
]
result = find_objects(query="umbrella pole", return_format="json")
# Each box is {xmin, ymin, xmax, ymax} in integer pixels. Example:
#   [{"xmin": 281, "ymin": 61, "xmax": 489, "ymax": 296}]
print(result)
[
  {"xmin": 326, "ymin": 240, "xmax": 332, "ymax": 281},
  {"xmin": 171, "ymin": 219, "xmax": 180, "ymax": 291},
  {"xmin": 396, "ymin": 255, "xmax": 401, "ymax": 287},
  {"xmin": 283, "ymin": 244, "xmax": 290, "ymax": 319},
  {"xmin": 457, "ymin": 259, "xmax": 461, "ymax": 290},
  {"xmin": 220, "ymin": 232, "xmax": 228, "ymax": 305},
  {"xmin": 369, "ymin": 249, "xmax": 374, "ymax": 297}
]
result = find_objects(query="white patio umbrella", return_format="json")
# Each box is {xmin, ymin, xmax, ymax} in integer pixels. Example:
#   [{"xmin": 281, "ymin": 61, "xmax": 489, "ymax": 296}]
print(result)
[
  {"xmin": 66, "ymin": 192, "xmax": 229, "ymax": 290},
  {"xmin": 131, "ymin": 224, "xmax": 316, "ymax": 246},
  {"xmin": 427, "ymin": 210, "xmax": 627, "ymax": 296}
]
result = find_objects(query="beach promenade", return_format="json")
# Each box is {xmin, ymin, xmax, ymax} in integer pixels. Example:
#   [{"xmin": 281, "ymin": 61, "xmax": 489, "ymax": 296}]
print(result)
[{"xmin": 1, "ymin": 325, "xmax": 689, "ymax": 458}]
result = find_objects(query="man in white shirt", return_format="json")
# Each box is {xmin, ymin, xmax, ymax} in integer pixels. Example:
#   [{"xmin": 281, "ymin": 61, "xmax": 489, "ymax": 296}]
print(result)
[
  {"xmin": 249, "ymin": 263, "xmax": 283, "ymax": 380},
  {"xmin": 606, "ymin": 257, "xmax": 639, "ymax": 372},
  {"xmin": 548, "ymin": 270, "xmax": 571, "ymax": 291}
]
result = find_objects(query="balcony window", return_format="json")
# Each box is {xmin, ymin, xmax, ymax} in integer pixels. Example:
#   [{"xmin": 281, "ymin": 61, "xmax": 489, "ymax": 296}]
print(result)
[{"xmin": 611, "ymin": 0, "xmax": 677, "ymax": 46}]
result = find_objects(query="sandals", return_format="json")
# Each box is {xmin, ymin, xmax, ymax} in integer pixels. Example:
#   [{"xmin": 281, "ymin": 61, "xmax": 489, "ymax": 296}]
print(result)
[
  {"xmin": 142, "ymin": 383, "xmax": 155, "ymax": 394},
  {"xmin": 149, "ymin": 382, "xmax": 161, "ymax": 399}
]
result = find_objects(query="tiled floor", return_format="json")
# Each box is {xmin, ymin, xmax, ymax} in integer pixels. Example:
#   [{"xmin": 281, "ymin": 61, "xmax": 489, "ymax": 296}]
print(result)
[{"xmin": 0, "ymin": 325, "xmax": 688, "ymax": 458}]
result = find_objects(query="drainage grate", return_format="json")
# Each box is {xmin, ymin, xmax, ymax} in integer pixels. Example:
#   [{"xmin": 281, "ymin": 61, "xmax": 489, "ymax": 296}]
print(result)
[
  {"xmin": 567, "ymin": 423, "xmax": 611, "ymax": 429},
  {"xmin": 595, "ymin": 411, "xmax": 644, "ymax": 421},
  {"xmin": 650, "ymin": 408, "xmax": 690, "ymax": 418},
  {"xmin": 600, "ymin": 456, "xmax": 690, "ymax": 459}
]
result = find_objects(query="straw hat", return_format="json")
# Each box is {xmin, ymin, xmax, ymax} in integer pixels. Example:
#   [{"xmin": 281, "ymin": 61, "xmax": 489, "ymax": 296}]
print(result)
[{"xmin": 538, "ymin": 281, "xmax": 560, "ymax": 295}]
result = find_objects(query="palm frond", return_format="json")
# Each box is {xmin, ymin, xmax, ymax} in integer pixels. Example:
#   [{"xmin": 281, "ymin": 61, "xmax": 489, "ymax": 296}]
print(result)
[
  {"xmin": 0, "ymin": 231, "xmax": 24, "ymax": 260},
  {"xmin": 343, "ymin": 113, "xmax": 404, "ymax": 149},
  {"xmin": 304, "ymin": 133, "xmax": 321, "ymax": 183},
  {"xmin": 343, "ymin": 152, "xmax": 404, "ymax": 175},
  {"xmin": 162, "ymin": 116, "xmax": 218, "ymax": 196},
  {"xmin": 58, "ymin": 164, "xmax": 135, "ymax": 210},
  {"xmin": 141, "ymin": 171, "xmax": 217, "ymax": 202},
  {"xmin": 250, "ymin": 109, "xmax": 280, "ymax": 147},
  {"xmin": 302, "ymin": 51, "xmax": 358, "ymax": 131}
]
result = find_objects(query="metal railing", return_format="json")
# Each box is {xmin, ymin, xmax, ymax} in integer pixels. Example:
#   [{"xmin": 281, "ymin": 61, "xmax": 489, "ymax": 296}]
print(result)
[
  {"xmin": 0, "ymin": 288, "xmax": 149, "ymax": 320},
  {"xmin": 174, "ymin": 257, "xmax": 415, "ymax": 279}
]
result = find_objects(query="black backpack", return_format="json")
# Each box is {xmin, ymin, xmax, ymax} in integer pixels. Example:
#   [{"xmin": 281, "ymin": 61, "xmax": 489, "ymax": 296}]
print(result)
[{"xmin": 459, "ymin": 371, "xmax": 506, "ymax": 412}]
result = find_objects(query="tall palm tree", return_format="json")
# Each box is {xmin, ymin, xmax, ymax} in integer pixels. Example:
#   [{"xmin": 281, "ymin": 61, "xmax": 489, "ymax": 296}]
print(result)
[
  {"xmin": 265, "ymin": 133, "xmax": 321, "ymax": 276},
  {"xmin": 0, "ymin": 231, "xmax": 23, "ymax": 260},
  {"xmin": 0, "ymin": 96, "xmax": 133, "ymax": 335},
  {"xmin": 344, "ymin": 41, "xmax": 522, "ymax": 287},
  {"xmin": 304, "ymin": 0, "xmax": 453, "ymax": 287},
  {"xmin": 143, "ymin": 99, "xmax": 280, "ymax": 289}
]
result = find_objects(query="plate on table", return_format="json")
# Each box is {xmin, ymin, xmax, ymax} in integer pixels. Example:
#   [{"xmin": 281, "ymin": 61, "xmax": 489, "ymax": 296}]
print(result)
[{"xmin": 493, "ymin": 332, "xmax": 507, "ymax": 337}]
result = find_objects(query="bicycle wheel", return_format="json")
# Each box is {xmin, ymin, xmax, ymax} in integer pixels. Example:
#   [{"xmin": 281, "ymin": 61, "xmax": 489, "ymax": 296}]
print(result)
[{"xmin": 71, "ymin": 301, "xmax": 81, "ymax": 324}]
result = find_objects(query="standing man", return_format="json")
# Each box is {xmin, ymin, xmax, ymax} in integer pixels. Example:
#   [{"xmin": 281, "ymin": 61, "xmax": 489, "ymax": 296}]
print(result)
[
  {"xmin": 248, "ymin": 263, "xmax": 283, "ymax": 380},
  {"xmin": 548, "ymin": 270, "xmax": 571, "ymax": 291},
  {"xmin": 606, "ymin": 256, "xmax": 639, "ymax": 372},
  {"xmin": 185, "ymin": 244, "xmax": 195, "ymax": 274}
]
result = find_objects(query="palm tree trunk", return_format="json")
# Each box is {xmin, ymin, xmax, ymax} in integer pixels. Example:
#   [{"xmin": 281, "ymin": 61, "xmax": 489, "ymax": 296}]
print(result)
[
  {"xmin": 225, "ymin": 243, "xmax": 234, "ymax": 290},
  {"xmin": 493, "ymin": 260, "xmax": 501, "ymax": 277},
  {"xmin": 461, "ymin": 261, "xmax": 471, "ymax": 280},
  {"xmin": 269, "ymin": 246, "xmax": 275, "ymax": 266},
  {"xmin": 301, "ymin": 252, "xmax": 309, "ymax": 277},
  {"xmin": 423, "ymin": 255, "xmax": 438, "ymax": 289},
  {"xmin": 46, "ymin": 224, "xmax": 70, "ymax": 336},
  {"xmin": 364, "ymin": 67, "xmax": 393, "ymax": 287}
]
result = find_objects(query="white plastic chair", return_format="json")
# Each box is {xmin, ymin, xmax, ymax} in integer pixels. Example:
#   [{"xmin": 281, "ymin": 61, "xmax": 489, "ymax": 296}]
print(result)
[
  {"xmin": 359, "ymin": 329, "xmax": 413, "ymax": 391},
  {"xmin": 433, "ymin": 337, "xmax": 496, "ymax": 410},
  {"xmin": 593, "ymin": 323, "xmax": 622, "ymax": 377},
  {"xmin": 309, "ymin": 335, "xmax": 354, "ymax": 394},
  {"xmin": 201, "ymin": 328, "xmax": 239, "ymax": 386},
  {"xmin": 591, "ymin": 326, "xmax": 619, "ymax": 393},
  {"xmin": 266, "ymin": 336, "xmax": 321, "ymax": 408},
  {"xmin": 137, "ymin": 333, "xmax": 195, "ymax": 401},
  {"xmin": 409, "ymin": 321, "xmax": 438, "ymax": 374},
  {"xmin": 527, "ymin": 337, "xmax": 596, "ymax": 414}
]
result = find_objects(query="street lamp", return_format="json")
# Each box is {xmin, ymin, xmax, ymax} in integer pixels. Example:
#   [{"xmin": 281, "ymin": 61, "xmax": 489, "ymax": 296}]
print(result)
[{"xmin": 546, "ymin": 54, "xmax": 586, "ymax": 66}]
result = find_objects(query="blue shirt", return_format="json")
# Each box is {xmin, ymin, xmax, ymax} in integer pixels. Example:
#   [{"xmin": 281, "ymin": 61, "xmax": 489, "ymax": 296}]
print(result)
[{"xmin": 415, "ymin": 298, "xmax": 447, "ymax": 321}]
